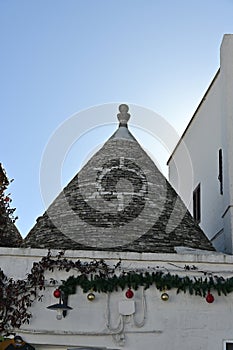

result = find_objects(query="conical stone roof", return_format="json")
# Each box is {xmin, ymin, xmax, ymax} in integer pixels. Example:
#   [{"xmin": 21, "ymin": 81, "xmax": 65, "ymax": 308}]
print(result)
[
  {"xmin": 0, "ymin": 219, "xmax": 22, "ymax": 247},
  {"xmin": 23, "ymin": 105, "xmax": 214, "ymax": 253}
]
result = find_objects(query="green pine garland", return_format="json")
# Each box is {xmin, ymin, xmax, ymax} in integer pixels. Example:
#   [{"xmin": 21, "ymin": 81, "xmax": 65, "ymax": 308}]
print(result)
[{"xmin": 60, "ymin": 270, "xmax": 233, "ymax": 297}]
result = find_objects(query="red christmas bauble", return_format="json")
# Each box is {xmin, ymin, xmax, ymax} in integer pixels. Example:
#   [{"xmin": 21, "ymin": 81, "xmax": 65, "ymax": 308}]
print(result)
[
  {"xmin": 125, "ymin": 288, "xmax": 134, "ymax": 299},
  {"xmin": 53, "ymin": 289, "xmax": 61, "ymax": 298},
  {"xmin": 206, "ymin": 292, "xmax": 214, "ymax": 303}
]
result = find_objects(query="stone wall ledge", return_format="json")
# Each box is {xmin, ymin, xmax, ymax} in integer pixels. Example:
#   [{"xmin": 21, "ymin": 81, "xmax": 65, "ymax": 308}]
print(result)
[{"xmin": 0, "ymin": 246, "xmax": 231, "ymax": 265}]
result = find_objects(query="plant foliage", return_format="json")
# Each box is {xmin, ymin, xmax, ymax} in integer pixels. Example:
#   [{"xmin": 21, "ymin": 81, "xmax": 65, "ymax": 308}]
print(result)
[{"xmin": 0, "ymin": 164, "xmax": 17, "ymax": 227}]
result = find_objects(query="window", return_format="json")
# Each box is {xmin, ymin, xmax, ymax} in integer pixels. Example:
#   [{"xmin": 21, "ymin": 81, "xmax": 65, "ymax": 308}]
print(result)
[
  {"xmin": 218, "ymin": 149, "xmax": 223, "ymax": 195},
  {"xmin": 224, "ymin": 341, "xmax": 233, "ymax": 350},
  {"xmin": 193, "ymin": 184, "xmax": 201, "ymax": 223}
]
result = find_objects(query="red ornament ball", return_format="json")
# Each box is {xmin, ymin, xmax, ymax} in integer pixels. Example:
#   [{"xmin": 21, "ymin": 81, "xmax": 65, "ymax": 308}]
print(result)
[
  {"xmin": 53, "ymin": 289, "xmax": 61, "ymax": 298},
  {"xmin": 125, "ymin": 288, "xmax": 134, "ymax": 299},
  {"xmin": 206, "ymin": 292, "xmax": 214, "ymax": 303}
]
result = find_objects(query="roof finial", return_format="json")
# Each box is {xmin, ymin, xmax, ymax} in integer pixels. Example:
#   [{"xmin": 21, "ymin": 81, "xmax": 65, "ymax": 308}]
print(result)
[{"xmin": 117, "ymin": 104, "xmax": 130, "ymax": 127}]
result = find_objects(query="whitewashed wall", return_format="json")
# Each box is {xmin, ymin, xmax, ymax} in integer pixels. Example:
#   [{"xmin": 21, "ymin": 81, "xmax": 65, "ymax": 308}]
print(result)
[
  {"xmin": 1, "ymin": 248, "xmax": 233, "ymax": 350},
  {"xmin": 168, "ymin": 34, "xmax": 233, "ymax": 253},
  {"xmin": 219, "ymin": 35, "xmax": 233, "ymax": 253}
]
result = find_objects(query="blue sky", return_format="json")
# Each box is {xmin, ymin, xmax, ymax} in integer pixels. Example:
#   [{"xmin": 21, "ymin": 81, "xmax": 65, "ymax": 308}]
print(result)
[{"xmin": 1, "ymin": 0, "xmax": 233, "ymax": 237}]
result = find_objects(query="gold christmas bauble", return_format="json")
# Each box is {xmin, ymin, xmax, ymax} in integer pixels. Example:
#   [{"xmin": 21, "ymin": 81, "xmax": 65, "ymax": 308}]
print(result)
[
  {"xmin": 87, "ymin": 292, "xmax": 95, "ymax": 301},
  {"xmin": 161, "ymin": 292, "xmax": 169, "ymax": 301}
]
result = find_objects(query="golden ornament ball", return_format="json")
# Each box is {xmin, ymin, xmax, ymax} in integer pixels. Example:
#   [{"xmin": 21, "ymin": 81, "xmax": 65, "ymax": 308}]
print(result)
[
  {"xmin": 87, "ymin": 292, "xmax": 95, "ymax": 301},
  {"xmin": 161, "ymin": 292, "xmax": 169, "ymax": 301}
]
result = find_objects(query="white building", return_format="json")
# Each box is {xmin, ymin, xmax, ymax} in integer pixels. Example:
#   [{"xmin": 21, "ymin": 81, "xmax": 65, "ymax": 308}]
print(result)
[
  {"xmin": 1, "ymin": 247, "xmax": 233, "ymax": 350},
  {"xmin": 1, "ymin": 104, "xmax": 233, "ymax": 350},
  {"xmin": 168, "ymin": 34, "xmax": 233, "ymax": 254}
]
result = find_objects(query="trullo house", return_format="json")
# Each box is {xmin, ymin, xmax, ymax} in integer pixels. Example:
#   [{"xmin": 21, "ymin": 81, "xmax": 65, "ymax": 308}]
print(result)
[{"xmin": 1, "ymin": 101, "xmax": 233, "ymax": 350}]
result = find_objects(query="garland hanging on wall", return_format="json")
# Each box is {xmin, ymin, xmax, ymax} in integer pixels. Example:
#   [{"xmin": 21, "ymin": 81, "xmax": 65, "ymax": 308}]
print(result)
[
  {"xmin": 60, "ymin": 269, "xmax": 233, "ymax": 297},
  {"xmin": 0, "ymin": 250, "xmax": 233, "ymax": 335}
]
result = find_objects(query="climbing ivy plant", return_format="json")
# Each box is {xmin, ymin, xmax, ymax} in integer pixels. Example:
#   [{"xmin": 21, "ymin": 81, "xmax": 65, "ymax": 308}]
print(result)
[{"xmin": 0, "ymin": 250, "xmax": 120, "ymax": 334}]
